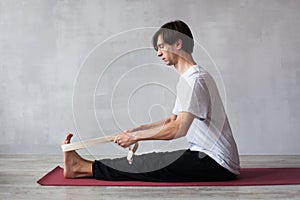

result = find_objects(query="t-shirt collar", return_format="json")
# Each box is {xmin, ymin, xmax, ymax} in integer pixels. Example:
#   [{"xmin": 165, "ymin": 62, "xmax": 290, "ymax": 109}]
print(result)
[{"xmin": 181, "ymin": 65, "xmax": 198, "ymax": 79}]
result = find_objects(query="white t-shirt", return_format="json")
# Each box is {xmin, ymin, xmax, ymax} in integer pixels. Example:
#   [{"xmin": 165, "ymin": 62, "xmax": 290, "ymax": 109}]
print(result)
[{"xmin": 173, "ymin": 65, "xmax": 240, "ymax": 175}]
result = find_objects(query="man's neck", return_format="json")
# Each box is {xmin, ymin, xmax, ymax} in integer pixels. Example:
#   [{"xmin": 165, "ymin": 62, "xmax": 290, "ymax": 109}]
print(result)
[{"xmin": 174, "ymin": 54, "xmax": 196, "ymax": 75}]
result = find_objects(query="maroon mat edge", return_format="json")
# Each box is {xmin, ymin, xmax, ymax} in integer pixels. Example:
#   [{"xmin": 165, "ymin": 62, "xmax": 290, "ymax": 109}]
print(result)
[{"xmin": 37, "ymin": 166, "xmax": 300, "ymax": 187}]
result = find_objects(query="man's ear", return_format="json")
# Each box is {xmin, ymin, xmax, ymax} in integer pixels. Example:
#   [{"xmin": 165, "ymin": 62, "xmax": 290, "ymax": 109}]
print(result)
[{"xmin": 175, "ymin": 39, "xmax": 183, "ymax": 50}]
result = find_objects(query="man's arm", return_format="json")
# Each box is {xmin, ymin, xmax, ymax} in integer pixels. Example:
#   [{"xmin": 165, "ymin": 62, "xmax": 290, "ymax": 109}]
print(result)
[
  {"xmin": 125, "ymin": 114, "xmax": 178, "ymax": 132},
  {"xmin": 114, "ymin": 112, "xmax": 195, "ymax": 148}
]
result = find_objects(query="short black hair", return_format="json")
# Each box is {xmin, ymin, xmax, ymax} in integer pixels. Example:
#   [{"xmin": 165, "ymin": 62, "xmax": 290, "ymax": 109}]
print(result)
[{"xmin": 152, "ymin": 20, "xmax": 194, "ymax": 54}]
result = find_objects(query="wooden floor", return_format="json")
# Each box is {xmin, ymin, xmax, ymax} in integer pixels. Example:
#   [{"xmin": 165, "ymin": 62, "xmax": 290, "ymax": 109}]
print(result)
[{"xmin": 0, "ymin": 154, "xmax": 300, "ymax": 200}]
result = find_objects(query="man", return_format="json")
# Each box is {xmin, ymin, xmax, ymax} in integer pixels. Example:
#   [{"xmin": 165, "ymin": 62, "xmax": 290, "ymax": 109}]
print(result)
[{"xmin": 63, "ymin": 20, "xmax": 240, "ymax": 182}]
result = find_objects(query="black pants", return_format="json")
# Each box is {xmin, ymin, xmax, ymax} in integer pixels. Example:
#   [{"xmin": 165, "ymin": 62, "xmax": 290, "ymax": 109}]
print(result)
[{"xmin": 92, "ymin": 149, "xmax": 236, "ymax": 182}]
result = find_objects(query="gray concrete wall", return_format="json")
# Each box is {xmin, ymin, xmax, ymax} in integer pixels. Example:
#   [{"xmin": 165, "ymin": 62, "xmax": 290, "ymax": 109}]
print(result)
[{"xmin": 0, "ymin": 0, "xmax": 299, "ymax": 155}]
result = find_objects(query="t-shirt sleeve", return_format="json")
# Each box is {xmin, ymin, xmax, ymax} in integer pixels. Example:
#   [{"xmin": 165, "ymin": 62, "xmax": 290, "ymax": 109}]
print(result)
[
  {"xmin": 172, "ymin": 97, "xmax": 179, "ymax": 115},
  {"xmin": 176, "ymin": 77, "xmax": 211, "ymax": 120}
]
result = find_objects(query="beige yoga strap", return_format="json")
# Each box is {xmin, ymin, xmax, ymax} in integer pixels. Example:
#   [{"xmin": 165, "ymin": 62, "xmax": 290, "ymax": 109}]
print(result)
[{"xmin": 61, "ymin": 134, "xmax": 139, "ymax": 164}]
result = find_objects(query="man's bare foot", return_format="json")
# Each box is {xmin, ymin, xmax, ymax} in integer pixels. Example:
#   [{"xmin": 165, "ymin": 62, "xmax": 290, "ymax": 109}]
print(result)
[{"xmin": 63, "ymin": 133, "xmax": 93, "ymax": 178}]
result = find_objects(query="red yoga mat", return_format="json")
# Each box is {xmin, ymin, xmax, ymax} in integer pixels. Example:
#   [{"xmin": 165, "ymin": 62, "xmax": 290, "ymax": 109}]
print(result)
[{"xmin": 37, "ymin": 166, "xmax": 300, "ymax": 186}]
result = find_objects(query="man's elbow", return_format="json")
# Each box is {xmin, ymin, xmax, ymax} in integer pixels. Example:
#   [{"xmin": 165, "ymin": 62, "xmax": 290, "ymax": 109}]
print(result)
[
  {"xmin": 169, "ymin": 121, "xmax": 187, "ymax": 139},
  {"xmin": 175, "ymin": 127, "xmax": 188, "ymax": 139}
]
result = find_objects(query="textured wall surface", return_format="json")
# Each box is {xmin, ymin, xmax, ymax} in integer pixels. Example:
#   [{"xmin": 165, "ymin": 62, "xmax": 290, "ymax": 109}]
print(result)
[{"xmin": 0, "ymin": 0, "xmax": 299, "ymax": 155}]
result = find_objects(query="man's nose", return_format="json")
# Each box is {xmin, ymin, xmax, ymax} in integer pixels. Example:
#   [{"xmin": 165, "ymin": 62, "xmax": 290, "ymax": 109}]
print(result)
[{"xmin": 157, "ymin": 49, "xmax": 162, "ymax": 57}]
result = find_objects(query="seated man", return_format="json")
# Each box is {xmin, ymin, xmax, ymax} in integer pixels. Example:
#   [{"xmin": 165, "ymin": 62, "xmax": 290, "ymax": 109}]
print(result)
[{"xmin": 63, "ymin": 20, "xmax": 240, "ymax": 182}]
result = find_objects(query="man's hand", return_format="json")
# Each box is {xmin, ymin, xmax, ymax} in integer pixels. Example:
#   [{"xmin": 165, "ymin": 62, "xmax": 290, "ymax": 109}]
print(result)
[{"xmin": 114, "ymin": 131, "xmax": 137, "ymax": 148}]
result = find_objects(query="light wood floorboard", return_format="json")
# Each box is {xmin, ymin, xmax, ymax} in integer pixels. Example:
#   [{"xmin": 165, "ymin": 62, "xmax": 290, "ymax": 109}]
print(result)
[{"xmin": 0, "ymin": 154, "xmax": 300, "ymax": 200}]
